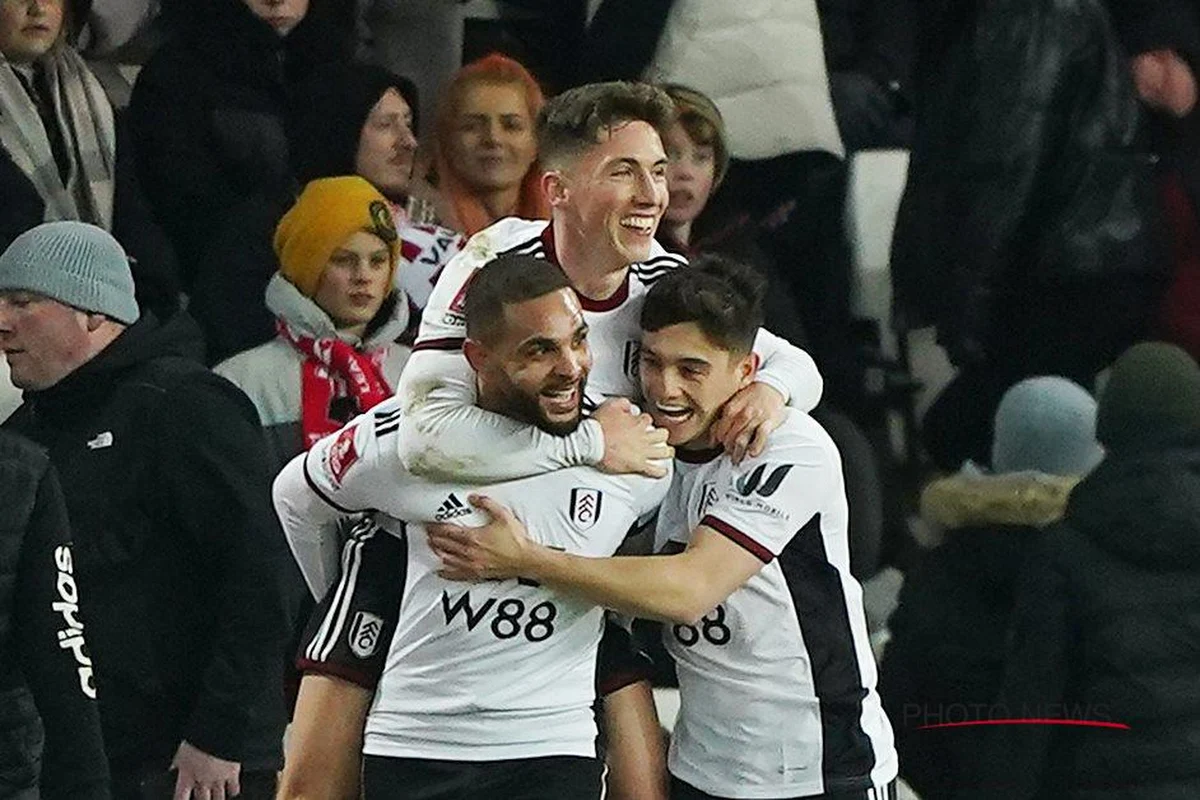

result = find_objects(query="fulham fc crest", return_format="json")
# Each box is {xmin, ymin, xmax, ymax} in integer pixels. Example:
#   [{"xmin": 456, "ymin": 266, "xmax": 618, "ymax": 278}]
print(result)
[
  {"xmin": 348, "ymin": 611, "xmax": 385, "ymax": 659},
  {"xmin": 569, "ymin": 488, "xmax": 603, "ymax": 530}
]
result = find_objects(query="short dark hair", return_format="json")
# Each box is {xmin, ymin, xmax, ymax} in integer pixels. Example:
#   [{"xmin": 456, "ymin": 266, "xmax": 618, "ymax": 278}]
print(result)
[
  {"xmin": 641, "ymin": 255, "xmax": 766, "ymax": 355},
  {"xmin": 464, "ymin": 254, "xmax": 573, "ymax": 343},
  {"xmin": 537, "ymin": 81, "xmax": 676, "ymax": 169}
]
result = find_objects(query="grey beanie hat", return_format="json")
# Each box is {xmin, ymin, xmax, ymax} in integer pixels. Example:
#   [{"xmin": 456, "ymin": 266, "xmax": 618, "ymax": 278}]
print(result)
[
  {"xmin": 0, "ymin": 222, "xmax": 139, "ymax": 324},
  {"xmin": 991, "ymin": 376, "xmax": 1104, "ymax": 476}
]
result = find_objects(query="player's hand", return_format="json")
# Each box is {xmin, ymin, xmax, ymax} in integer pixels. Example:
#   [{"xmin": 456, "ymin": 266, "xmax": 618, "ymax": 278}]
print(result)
[
  {"xmin": 1132, "ymin": 49, "xmax": 1197, "ymax": 117},
  {"xmin": 171, "ymin": 740, "xmax": 241, "ymax": 800},
  {"xmin": 428, "ymin": 495, "xmax": 533, "ymax": 581},
  {"xmin": 593, "ymin": 398, "xmax": 673, "ymax": 477},
  {"xmin": 711, "ymin": 383, "xmax": 786, "ymax": 464}
]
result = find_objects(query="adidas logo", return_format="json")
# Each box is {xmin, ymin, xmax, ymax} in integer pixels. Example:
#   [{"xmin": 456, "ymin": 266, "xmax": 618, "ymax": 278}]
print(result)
[{"xmin": 435, "ymin": 493, "xmax": 472, "ymax": 522}]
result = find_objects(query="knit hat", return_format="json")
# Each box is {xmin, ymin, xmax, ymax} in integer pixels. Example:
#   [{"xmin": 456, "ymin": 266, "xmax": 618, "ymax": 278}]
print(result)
[
  {"xmin": 288, "ymin": 61, "xmax": 419, "ymax": 185},
  {"xmin": 1097, "ymin": 342, "xmax": 1200, "ymax": 453},
  {"xmin": 0, "ymin": 221, "xmax": 139, "ymax": 324},
  {"xmin": 274, "ymin": 176, "xmax": 400, "ymax": 298},
  {"xmin": 991, "ymin": 376, "xmax": 1104, "ymax": 476}
]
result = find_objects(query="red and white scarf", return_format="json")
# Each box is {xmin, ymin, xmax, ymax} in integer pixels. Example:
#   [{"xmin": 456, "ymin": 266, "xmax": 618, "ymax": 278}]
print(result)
[{"xmin": 277, "ymin": 320, "xmax": 392, "ymax": 449}]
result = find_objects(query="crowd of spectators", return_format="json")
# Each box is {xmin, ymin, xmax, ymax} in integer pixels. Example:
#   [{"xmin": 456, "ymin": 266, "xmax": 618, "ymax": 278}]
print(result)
[{"xmin": 1, "ymin": 0, "xmax": 1199, "ymax": 798}]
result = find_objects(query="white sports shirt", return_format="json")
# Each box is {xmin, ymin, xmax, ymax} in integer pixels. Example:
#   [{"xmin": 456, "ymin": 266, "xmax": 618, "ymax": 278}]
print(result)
[
  {"xmin": 655, "ymin": 409, "xmax": 898, "ymax": 798},
  {"xmin": 273, "ymin": 397, "xmax": 669, "ymax": 761},
  {"xmin": 391, "ymin": 217, "xmax": 824, "ymax": 484}
]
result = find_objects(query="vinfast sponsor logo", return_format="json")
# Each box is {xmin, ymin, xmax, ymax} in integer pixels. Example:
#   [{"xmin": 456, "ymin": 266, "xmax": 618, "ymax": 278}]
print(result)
[
  {"xmin": 53, "ymin": 545, "xmax": 97, "ymax": 699},
  {"xmin": 902, "ymin": 702, "xmax": 1131, "ymax": 731}
]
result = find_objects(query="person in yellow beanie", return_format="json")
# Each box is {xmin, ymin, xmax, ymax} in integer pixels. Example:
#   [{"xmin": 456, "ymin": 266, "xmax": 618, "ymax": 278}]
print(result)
[{"xmin": 215, "ymin": 175, "xmax": 411, "ymax": 474}]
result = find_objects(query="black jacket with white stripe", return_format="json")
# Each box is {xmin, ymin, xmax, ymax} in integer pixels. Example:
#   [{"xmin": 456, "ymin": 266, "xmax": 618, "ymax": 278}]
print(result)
[{"xmin": 3, "ymin": 312, "xmax": 295, "ymax": 774}]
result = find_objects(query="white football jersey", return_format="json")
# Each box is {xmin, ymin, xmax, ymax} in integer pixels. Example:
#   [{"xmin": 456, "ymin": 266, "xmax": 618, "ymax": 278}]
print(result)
[
  {"xmin": 412, "ymin": 217, "xmax": 685, "ymax": 404},
  {"xmin": 282, "ymin": 397, "xmax": 670, "ymax": 761},
  {"xmin": 655, "ymin": 409, "xmax": 897, "ymax": 798}
]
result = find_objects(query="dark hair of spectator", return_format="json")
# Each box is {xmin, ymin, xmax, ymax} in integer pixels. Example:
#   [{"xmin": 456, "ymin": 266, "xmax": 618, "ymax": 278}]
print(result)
[
  {"xmin": 537, "ymin": 81, "xmax": 676, "ymax": 169},
  {"xmin": 661, "ymin": 83, "xmax": 730, "ymax": 188},
  {"xmin": 464, "ymin": 254, "xmax": 574, "ymax": 344},
  {"xmin": 641, "ymin": 254, "xmax": 765, "ymax": 355}
]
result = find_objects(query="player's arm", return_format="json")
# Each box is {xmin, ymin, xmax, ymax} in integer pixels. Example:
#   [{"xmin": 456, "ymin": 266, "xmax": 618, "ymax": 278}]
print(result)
[
  {"xmin": 711, "ymin": 330, "xmax": 823, "ymax": 463},
  {"xmin": 277, "ymin": 674, "xmax": 372, "ymax": 800},
  {"xmin": 433, "ymin": 501, "xmax": 761, "ymax": 624},
  {"xmin": 596, "ymin": 618, "xmax": 668, "ymax": 800}
]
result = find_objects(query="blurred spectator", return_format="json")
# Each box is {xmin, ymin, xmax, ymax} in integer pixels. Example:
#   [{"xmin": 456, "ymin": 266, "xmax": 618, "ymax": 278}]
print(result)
[
  {"xmin": 817, "ymin": 0, "xmax": 916, "ymax": 150},
  {"xmin": 214, "ymin": 177, "xmax": 410, "ymax": 474},
  {"xmin": 0, "ymin": 429, "xmax": 109, "ymax": 799},
  {"xmin": 892, "ymin": 0, "xmax": 1169, "ymax": 472},
  {"xmin": 976, "ymin": 342, "xmax": 1200, "ymax": 797},
  {"xmin": 189, "ymin": 60, "xmax": 463, "ymax": 364},
  {"xmin": 0, "ymin": 222, "xmax": 293, "ymax": 800},
  {"xmin": 427, "ymin": 52, "xmax": 549, "ymax": 236},
  {"xmin": 128, "ymin": 0, "xmax": 355, "ymax": 292},
  {"xmin": 879, "ymin": 376, "xmax": 1103, "ymax": 799},
  {"xmin": 0, "ymin": 0, "xmax": 179, "ymax": 319}
]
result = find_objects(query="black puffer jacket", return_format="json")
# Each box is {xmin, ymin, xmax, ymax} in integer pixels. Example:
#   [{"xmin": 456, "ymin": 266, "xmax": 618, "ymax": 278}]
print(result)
[
  {"xmin": 878, "ymin": 471, "xmax": 1076, "ymax": 799},
  {"xmin": 0, "ymin": 432, "xmax": 109, "ymax": 799},
  {"xmin": 127, "ymin": 0, "xmax": 353, "ymax": 290},
  {"xmin": 976, "ymin": 434, "xmax": 1200, "ymax": 798},
  {"xmin": 3, "ymin": 313, "xmax": 295, "ymax": 774},
  {"xmin": 891, "ymin": 0, "xmax": 1167, "ymax": 370}
]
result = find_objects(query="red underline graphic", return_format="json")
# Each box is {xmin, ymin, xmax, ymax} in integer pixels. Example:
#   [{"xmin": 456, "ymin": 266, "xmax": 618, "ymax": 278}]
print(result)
[{"xmin": 917, "ymin": 718, "xmax": 1131, "ymax": 731}]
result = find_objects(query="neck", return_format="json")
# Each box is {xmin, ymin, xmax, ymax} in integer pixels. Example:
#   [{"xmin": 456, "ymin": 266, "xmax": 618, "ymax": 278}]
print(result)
[
  {"xmin": 339, "ymin": 322, "xmax": 368, "ymax": 340},
  {"xmin": 661, "ymin": 219, "xmax": 691, "ymax": 247},
  {"xmin": 551, "ymin": 216, "xmax": 630, "ymax": 301},
  {"xmin": 477, "ymin": 186, "xmax": 522, "ymax": 224}
]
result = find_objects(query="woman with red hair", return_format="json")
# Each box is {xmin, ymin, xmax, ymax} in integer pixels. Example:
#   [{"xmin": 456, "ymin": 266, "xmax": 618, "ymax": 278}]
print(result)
[{"xmin": 430, "ymin": 53, "xmax": 549, "ymax": 235}]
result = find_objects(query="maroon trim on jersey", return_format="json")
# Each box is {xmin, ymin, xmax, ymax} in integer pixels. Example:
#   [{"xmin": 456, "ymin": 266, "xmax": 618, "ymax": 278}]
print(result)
[
  {"xmin": 675, "ymin": 446, "xmax": 724, "ymax": 464},
  {"xmin": 412, "ymin": 337, "xmax": 466, "ymax": 352},
  {"xmin": 701, "ymin": 514, "xmax": 774, "ymax": 563},
  {"xmin": 296, "ymin": 657, "xmax": 379, "ymax": 691},
  {"xmin": 540, "ymin": 220, "xmax": 633, "ymax": 312}
]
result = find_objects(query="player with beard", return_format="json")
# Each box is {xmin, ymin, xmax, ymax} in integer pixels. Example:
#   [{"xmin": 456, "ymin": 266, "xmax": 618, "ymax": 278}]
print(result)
[
  {"xmin": 272, "ymin": 254, "xmax": 673, "ymax": 800},
  {"xmin": 429, "ymin": 256, "xmax": 899, "ymax": 800}
]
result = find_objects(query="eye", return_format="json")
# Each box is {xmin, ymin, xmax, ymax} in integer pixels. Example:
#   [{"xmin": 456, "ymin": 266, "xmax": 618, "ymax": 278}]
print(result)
[
  {"xmin": 681, "ymin": 365, "xmax": 705, "ymax": 379},
  {"xmin": 653, "ymin": 164, "xmax": 668, "ymax": 178}
]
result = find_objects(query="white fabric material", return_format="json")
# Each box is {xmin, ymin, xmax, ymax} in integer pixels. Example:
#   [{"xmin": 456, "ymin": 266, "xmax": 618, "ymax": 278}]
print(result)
[
  {"xmin": 655, "ymin": 409, "xmax": 896, "ymax": 797},
  {"xmin": 395, "ymin": 217, "xmax": 823, "ymax": 484},
  {"xmin": 272, "ymin": 396, "xmax": 670, "ymax": 759},
  {"xmin": 646, "ymin": 0, "xmax": 844, "ymax": 159}
]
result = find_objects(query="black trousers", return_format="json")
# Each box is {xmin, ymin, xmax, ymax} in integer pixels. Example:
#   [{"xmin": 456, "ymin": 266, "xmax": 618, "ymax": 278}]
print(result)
[
  {"xmin": 362, "ymin": 754, "xmax": 605, "ymax": 800},
  {"xmin": 670, "ymin": 774, "xmax": 898, "ymax": 800}
]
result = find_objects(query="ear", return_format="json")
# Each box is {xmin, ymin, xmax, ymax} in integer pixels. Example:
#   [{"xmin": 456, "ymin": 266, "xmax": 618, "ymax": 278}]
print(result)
[
  {"xmin": 542, "ymin": 170, "xmax": 569, "ymax": 208},
  {"xmin": 737, "ymin": 350, "xmax": 760, "ymax": 389},
  {"xmin": 463, "ymin": 338, "xmax": 488, "ymax": 373}
]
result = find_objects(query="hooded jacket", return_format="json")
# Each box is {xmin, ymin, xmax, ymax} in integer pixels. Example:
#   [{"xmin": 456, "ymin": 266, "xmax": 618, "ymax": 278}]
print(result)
[
  {"xmin": 127, "ymin": 0, "xmax": 354, "ymax": 289},
  {"xmin": 977, "ymin": 435, "xmax": 1200, "ymax": 798},
  {"xmin": 878, "ymin": 470, "xmax": 1076, "ymax": 799},
  {"xmin": 2, "ymin": 312, "xmax": 294, "ymax": 773},
  {"xmin": 214, "ymin": 273, "xmax": 411, "ymax": 475}
]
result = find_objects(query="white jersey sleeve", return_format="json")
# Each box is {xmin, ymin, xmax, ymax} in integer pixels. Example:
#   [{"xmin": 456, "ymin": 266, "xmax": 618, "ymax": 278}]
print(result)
[
  {"xmin": 393, "ymin": 219, "xmax": 604, "ymax": 483},
  {"xmin": 272, "ymin": 399, "xmax": 409, "ymax": 597},
  {"xmin": 700, "ymin": 411, "xmax": 838, "ymax": 561},
  {"xmin": 751, "ymin": 328, "xmax": 823, "ymax": 413}
]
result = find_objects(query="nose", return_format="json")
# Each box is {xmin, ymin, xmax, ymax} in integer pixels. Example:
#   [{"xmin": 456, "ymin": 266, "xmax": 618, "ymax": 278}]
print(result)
[
  {"xmin": 633, "ymin": 168, "xmax": 658, "ymax": 205},
  {"xmin": 480, "ymin": 119, "xmax": 502, "ymax": 147},
  {"xmin": 397, "ymin": 124, "xmax": 417, "ymax": 151},
  {"xmin": 553, "ymin": 346, "xmax": 585, "ymax": 382}
]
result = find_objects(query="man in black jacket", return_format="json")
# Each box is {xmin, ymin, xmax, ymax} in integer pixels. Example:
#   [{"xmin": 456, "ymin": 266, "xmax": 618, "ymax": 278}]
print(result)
[
  {"xmin": 0, "ymin": 429, "xmax": 109, "ymax": 799},
  {"xmin": 0, "ymin": 221, "xmax": 293, "ymax": 800}
]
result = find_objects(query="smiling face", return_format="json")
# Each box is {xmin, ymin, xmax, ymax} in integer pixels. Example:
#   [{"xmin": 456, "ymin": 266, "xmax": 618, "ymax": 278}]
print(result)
[
  {"xmin": 471, "ymin": 287, "xmax": 592, "ymax": 436},
  {"xmin": 663, "ymin": 121, "xmax": 716, "ymax": 228},
  {"xmin": 640, "ymin": 321, "xmax": 755, "ymax": 448},
  {"xmin": 550, "ymin": 120, "xmax": 669, "ymax": 266},
  {"xmin": 241, "ymin": 0, "xmax": 309, "ymax": 36},
  {"xmin": 0, "ymin": 0, "xmax": 63, "ymax": 62},
  {"xmin": 356, "ymin": 88, "xmax": 418, "ymax": 199},
  {"xmin": 446, "ymin": 81, "xmax": 538, "ymax": 194},
  {"xmin": 312, "ymin": 230, "xmax": 393, "ymax": 334}
]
